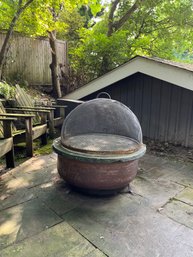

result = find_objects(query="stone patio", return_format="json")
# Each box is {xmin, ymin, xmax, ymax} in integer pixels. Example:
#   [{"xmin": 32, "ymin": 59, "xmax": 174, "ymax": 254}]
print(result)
[{"xmin": 0, "ymin": 153, "xmax": 193, "ymax": 257}]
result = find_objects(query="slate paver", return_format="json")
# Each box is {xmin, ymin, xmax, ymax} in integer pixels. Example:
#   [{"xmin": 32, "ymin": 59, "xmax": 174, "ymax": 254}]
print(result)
[
  {"xmin": 162, "ymin": 199, "xmax": 193, "ymax": 229},
  {"xmin": 11, "ymin": 165, "xmax": 58, "ymax": 189},
  {"xmin": 63, "ymin": 194, "xmax": 193, "ymax": 257},
  {"xmin": 0, "ymin": 178, "xmax": 35, "ymax": 211},
  {"xmin": 163, "ymin": 162, "xmax": 193, "ymax": 188},
  {"xmin": 9, "ymin": 154, "xmax": 58, "ymax": 189},
  {"xmin": 139, "ymin": 154, "xmax": 167, "ymax": 172},
  {"xmin": 0, "ymin": 198, "xmax": 62, "ymax": 249},
  {"xmin": 0, "ymin": 159, "xmax": 59, "ymax": 211},
  {"xmin": 174, "ymin": 224, "xmax": 193, "ymax": 247},
  {"xmin": 138, "ymin": 165, "xmax": 178, "ymax": 180},
  {"xmin": 83, "ymin": 249, "xmax": 107, "ymax": 257},
  {"xmin": 1, "ymin": 152, "xmax": 193, "ymax": 257},
  {"xmin": 171, "ymin": 170, "xmax": 193, "ymax": 188},
  {"xmin": 131, "ymin": 176, "xmax": 184, "ymax": 208},
  {"xmin": 0, "ymin": 222, "xmax": 98, "ymax": 257},
  {"xmin": 31, "ymin": 181, "xmax": 85, "ymax": 216},
  {"xmin": 175, "ymin": 187, "xmax": 193, "ymax": 206}
]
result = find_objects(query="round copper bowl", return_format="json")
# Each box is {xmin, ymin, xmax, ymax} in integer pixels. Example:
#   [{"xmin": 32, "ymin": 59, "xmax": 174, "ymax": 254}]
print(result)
[
  {"xmin": 53, "ymin": 137, "xmax": 145, "ymax": 194},
  {"xmin": 53, "ymin": 99, "xmax": 146, "ymax": 195}
]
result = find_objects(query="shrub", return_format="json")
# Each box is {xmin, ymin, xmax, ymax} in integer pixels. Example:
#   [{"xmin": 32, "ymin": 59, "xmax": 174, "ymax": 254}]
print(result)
[{"xmin": 0, "ymin": 81, "xmax": 15, "ymax": 99}]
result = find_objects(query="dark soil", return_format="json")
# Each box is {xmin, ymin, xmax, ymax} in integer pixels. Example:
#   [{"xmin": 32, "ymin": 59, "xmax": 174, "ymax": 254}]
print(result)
[{"xmin": 144, "ymin": 137, "xmax": 193, "ymax": 163}]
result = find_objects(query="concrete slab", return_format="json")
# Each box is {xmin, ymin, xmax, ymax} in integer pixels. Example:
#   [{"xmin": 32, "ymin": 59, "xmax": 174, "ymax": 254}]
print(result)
[
  {"xmin": 0, "ymin": 198, "xmax": 62, "ymax": 249},
  {"xmin": 0, "ymin": 222, "xmax": 100, "ymax": 257}
]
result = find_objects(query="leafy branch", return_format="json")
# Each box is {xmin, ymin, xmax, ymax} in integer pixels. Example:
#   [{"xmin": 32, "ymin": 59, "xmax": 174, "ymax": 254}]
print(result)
[
  {"xmin": 0, "ymin": 0, "xmax": 34, "ymax": 79},
  {"xmin": 107, "ymin": 0, "xmax": 144, "ymax": 36}
]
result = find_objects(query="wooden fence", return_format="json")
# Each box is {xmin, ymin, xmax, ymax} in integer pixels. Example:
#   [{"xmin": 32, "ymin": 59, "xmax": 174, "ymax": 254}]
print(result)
[{"xmin": 0, "ymin": 32, "xmax": 67, "ymax": 85}]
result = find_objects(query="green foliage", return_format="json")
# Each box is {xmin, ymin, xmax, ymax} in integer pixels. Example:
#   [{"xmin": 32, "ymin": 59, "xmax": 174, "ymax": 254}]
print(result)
[
  {"xmin": 11, "ymin": 0, "xmax": 102, "ymax": 37},
  {"xmin": 0, "ymin": 1, "xmax": 16, "ymax": 30},
  {"xmin": 0, "ymin": 81, "xmax": 15, "ymax": 99},
  {"xmin": 0, "ymin": 0, "xmax": 103, "ymax": 89},
  {"xmin": 34, "ymin": 138, "xmax": 53, "ymax": 155},
  {"xmin": 68, "ymin": 0, "xmax": 193, "ymax": 85},
  {"xmin": 1, "ymin": 0, "xmax": 193, "ymax": 89}
]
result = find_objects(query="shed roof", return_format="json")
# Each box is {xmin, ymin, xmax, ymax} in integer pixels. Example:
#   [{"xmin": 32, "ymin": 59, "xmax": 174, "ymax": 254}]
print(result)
[{"xmin": 64, "ymin": 56, "xmax": 193, "ymax": 100}]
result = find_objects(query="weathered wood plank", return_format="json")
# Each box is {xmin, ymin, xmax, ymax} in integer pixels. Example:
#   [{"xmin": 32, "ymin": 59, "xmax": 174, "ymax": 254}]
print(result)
[
  {"xmin": 0, "ymin": 118, "xmax": 15, "ymax": 168},
  {"xmin": 15, "ymin": 84, "xmax": 41, "ymax": 125},
  {"xmin": 0, "ymin": 138, "xmax": 13, "ymax": 157},
  {"xmin": 133, "ymin": 73, "xmax": 143, "ymax": 123},
  {"xmin": 0, "ymin": 101, "xmax": 48, "ymax": 157},
  {"xmin": 54, "ymin": 117, "xmax": 64, "ymax": 127},
  {"xmin": 0, "ymin": 33, "xmax": 67, "ymax": 85},
  {"xmin": 14, "ymin": 85, "xmax": 64, "ymax": 134},
  {"xmin": 83, "ymin": 72, "xmax": 193, "ymax": 147},
  {"xmin": 6, "ymin": 108, "xmax": 50, "ymax": 113},
  {"xmin": 25, "ymin": 117, "xmax": 33, "ymax": 157},
  {"xmin": 32, "ymin": 124, "xmax": 47, "ymax": 140},
  {"xmin": 0, "ymin": 113, "xmax": 35, "ymax": 118},
  {"xmin": 177, "ymin": 89, "xmax": 192, "ymax": 146},
  {"xmin": 149, "ymin": 80, "xmax": 161, "ymax": 140},
  {"xmin": 0, "ymin": 102, "xmax": 18, "ymax": 137},
  {"xmin": 141, "ymin": 76, "xmax": 152, "ymax": 137},
  {"xmin": 14, "ymin": 106, "xmax": 56, "ymax": 111},
  {"xmin": 167, "ymin": 85, "xmax": 181, "ymax": 144}
]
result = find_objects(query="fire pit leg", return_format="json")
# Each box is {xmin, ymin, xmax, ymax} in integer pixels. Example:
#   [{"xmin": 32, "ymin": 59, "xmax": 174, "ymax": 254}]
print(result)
[{"xmin": 120, "ymin": 185, "xmax": 133, "ymax": 194}]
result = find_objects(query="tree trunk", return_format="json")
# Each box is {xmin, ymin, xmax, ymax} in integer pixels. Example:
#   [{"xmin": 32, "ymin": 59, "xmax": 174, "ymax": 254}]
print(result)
[
  {"xmin": 48, "ymin": 30, "xmax": 62, "ymax": 98},
  {"xmin": 99, "ymin": 55, "xmax": 111, "ymax": 76},
  {"xmin": 0, "ymin": 0, "xmax": 34, "ymax": 79},
  {"xmin": 0, "ymin": 21, "xmax": 16, "ymax": 79},
  {"xmin": 99, "ymin": 0, "xmax": 141, "ymax": 75}
]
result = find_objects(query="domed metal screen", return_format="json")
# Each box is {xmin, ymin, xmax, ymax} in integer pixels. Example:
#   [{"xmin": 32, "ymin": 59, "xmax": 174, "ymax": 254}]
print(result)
[{"xmin": 61, "ymin": 99, "xmax": 143, "ymax": 155}]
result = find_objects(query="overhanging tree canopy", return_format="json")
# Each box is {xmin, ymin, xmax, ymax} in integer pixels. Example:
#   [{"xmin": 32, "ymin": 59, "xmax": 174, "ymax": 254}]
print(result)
[
  {"xmin": 70, "ymin": 0, "xmax": 193, "ymax": 85},
  {"xmin": 0, "ymin": 0, "xmax": 193, "ymax": 94}
]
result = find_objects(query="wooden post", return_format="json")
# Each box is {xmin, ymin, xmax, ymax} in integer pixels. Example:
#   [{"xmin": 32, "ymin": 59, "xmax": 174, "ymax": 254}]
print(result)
[
  {"xmin": 25, "ymin": 117, "xmax": 33, "ymax": 157},
  {"xmin": 48, "ymin": 110, "xmax": 55, "ymax": 139},
  {"xmin": 3, "ymin": 120, "xmax": 15, "ymax": 168},
  {"xmin": 39, "ymin": 112, "xmax": 48, "ymax": 145}
]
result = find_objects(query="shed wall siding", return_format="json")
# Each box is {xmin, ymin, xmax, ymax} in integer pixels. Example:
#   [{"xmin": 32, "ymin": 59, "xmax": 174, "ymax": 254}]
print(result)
[
  {"xmin": 83, "ymin": 73, "xmax": 193, "ymax": 147},
  {"xmin": 0, "ymin": 33, "xmax": 67, "ymax": 85}
]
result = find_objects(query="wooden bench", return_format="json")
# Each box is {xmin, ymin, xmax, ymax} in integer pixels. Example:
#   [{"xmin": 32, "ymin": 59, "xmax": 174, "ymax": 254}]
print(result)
[
  {"xmin": 13, "ymin": 85, "xmax": 67, "ymax": 137},
  {"xmin": 0, "ymin": 117, "xmax": 16, "ymax": 168},
  {"xmin": 0, "ymin": 102, "xmax": 47, "ymax": 157}
]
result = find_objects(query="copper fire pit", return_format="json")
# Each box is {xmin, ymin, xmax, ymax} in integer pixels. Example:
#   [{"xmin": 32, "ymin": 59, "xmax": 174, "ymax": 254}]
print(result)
[{"xmin": 53, "ymin": 98, "xmax": 146, "ymax": 194}]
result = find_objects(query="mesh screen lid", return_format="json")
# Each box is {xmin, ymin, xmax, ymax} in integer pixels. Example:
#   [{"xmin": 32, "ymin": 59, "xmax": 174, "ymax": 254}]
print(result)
[{"xmin": 61, "ymin": 99, "xmax": 143, "ymax": 153}]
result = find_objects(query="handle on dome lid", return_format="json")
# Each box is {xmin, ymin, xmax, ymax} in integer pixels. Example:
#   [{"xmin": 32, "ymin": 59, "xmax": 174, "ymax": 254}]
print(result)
[{"xmin": 96, "ymin": 92, "xmax": 111, "ymax": 99}]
